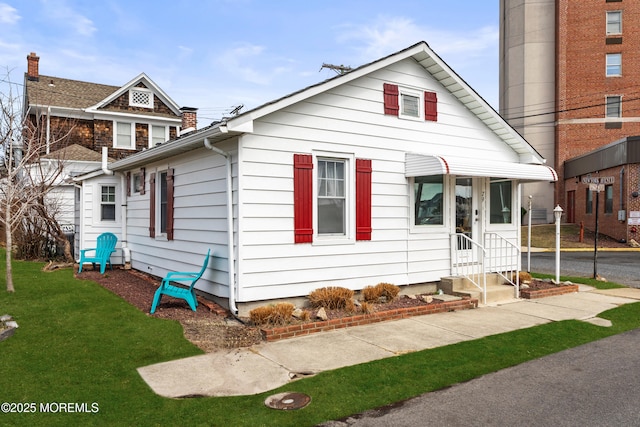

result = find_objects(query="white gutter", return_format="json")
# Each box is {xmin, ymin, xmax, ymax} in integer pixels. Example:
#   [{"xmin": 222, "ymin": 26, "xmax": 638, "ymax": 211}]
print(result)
[
  {"xmin": 46, "ymin": 106, "xmax": 51, "ymax": 154},
  {"xmin": 120, "ymin": 173, "xmax": 131, "ymax": 269},
  {"xmin": 101, "ymin": 147, "xmax": 113, "ymax": 175},
  {"xmin": 204, "ymin": 133, "xmax": 237, "ymax": 315}
]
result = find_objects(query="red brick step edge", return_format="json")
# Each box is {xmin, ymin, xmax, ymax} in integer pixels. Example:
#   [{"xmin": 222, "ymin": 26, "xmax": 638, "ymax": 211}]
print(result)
[
  {"xmin": 519, "ymin": 284, "xmax": 579, "ymax": 299},
  {"xmin": 260, "ymin": 298, "xmax": 479, "ymax": 342}
]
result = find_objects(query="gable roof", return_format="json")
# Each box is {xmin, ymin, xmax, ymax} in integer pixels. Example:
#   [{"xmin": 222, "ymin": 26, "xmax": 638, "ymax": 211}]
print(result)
[
  {"xmin": 108, "ymin": 41, "xmax": 548, "ymax": 172},
  {"xmin": 25, "ymin": 72, "xmax": 181, "ymax": 118},
  {"xmin": 87, "ymin": 73, "xmax": 182, "ymax": 116},
  {"xmin": 25, "ymin": 74, "xmax": 118, "ymax": 109},
  {"xmin": 42, "ymin": 144, "xmax": 113, "ymax": 162}
]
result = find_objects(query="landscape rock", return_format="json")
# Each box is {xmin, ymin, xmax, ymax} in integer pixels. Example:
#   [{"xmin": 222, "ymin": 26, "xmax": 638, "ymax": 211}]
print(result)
[
  {"xmin": 291, "ymin": 308, "xmax": 304, "ymax": 319},
  {"xmin": 629, "ymin": 239, "xmax": 640, "ymax": 248},
  {"xmin": 316, "ymin": 307, "xmax": 328, "ymax": 321},
  {"xmin": 422, "ymin": 295, "xmax": 433, "ymax": 303},
  {"xmin": 0, "ymin": 314, "xmax": 12, "ymax": 322}
]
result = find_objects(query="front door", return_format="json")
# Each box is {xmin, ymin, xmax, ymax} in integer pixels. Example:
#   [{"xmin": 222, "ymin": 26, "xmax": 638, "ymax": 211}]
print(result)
[{"xmin": 454, "ymin": 177, "xmax": 481, "ymax": 248}]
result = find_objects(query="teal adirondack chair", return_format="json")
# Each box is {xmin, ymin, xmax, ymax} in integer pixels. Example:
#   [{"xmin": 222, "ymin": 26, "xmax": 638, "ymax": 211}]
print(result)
[
  {"xmin": 78, "ymin": 232, "xmax": 118, "ymax": 274},
  {"xmin": 150, "ymin": 249, "xmax": 211, "ymax": 314}
]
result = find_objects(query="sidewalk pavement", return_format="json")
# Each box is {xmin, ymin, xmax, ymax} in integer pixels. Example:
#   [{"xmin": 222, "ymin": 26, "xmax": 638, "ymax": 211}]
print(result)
[{"xmin": 137, "ymin": 286, "xmax": 640, "ymax": 398}]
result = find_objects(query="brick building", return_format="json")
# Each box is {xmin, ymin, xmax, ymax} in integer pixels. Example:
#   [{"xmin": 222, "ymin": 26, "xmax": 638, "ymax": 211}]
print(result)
[{"xmin": 500, "ymin": 0, "xmax": 640, "ymax": 235}]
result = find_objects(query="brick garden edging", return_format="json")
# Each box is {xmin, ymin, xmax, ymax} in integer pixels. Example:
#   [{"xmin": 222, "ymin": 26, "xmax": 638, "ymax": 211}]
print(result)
[
  {"xmin": 519, "ymin": 284, "xmax": 579, "ymax": 299},
  {"xmin": 260, "ymin": 298, "xmax": 479, "ymax": 342}
]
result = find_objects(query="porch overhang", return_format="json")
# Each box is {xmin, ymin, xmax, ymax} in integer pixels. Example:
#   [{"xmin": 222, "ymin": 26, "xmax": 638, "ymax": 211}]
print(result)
[{"xmin": 405, "ymin": 153, "xmax": 558, "ymax": 182}]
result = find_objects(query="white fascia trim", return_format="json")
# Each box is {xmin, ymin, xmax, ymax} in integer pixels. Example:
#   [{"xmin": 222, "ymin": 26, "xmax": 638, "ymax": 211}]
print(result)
[{"xmin": 91, "ymin": 110, "xmax": 182, "ymax": 123}]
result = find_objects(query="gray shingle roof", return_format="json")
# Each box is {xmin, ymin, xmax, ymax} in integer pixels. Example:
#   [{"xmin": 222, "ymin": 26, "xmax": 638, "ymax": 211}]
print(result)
[{"xmin": 25, "ymin": 74, "xmax": 118, "ymax": 109}]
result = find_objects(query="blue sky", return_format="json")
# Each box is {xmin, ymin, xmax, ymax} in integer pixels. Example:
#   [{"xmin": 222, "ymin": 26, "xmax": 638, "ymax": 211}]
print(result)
[{"xmin": 0, "ymin": 0, "xmax": 499, "ymax": 125}]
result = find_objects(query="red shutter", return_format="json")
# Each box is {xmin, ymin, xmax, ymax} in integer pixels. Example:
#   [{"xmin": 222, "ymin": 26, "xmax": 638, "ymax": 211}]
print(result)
[
  {"xmin": 293, "ymin": 154, "xmax": 313, "ymax": 243},
  {"xmin": 149, "ymin": 172, "xmax": 156, "ymax": 237},
  {"xmin": 126, "ymin": 172, "xmax": 131, "ymax": 197},
  {"xmin": 383, "ymin": 83, "xmax": 399, "ymax": 116},
  {"xmin": 425, "ymin": 91, "xmax": 437, "ymax": 121},
  {"xmin": 140, "ymin": 168, "xmax": 146, "ymax": 195},
  {"xmin": 356, "ymin": 158, "xmax": 372, "ymax": 241},
  {"xmin": 166, "ymin": 168, "xmax": 175, "ymax": 241}
]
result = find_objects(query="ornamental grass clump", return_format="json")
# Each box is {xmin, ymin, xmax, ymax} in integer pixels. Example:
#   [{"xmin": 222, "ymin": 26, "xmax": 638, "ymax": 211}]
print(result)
[
  {"xmin": 308, "ymin": 286, "xmax": 355, "ymax": 310},
  {"xmin": 249, "ymin": 302, "xmax": 295, "ymax": 326},
  {"xmin": 362, "ymin": 282, "xmax": 401, "ymax": 302}
]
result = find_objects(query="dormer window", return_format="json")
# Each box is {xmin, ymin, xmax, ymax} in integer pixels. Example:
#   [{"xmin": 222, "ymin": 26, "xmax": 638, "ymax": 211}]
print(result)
[{"xmin": 129, "ymin": 88, "xmax": 153, "ymax": 108}]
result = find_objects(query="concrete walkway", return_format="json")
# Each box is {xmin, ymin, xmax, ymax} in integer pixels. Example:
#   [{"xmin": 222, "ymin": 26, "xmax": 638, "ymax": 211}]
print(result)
[{"xmin": 137, "ymin": 286, "xmax": 640, "ymax": 398}]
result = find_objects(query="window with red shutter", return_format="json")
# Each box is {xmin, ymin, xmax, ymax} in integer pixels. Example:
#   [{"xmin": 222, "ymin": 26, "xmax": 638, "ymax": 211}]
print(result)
[
  {"xmin": 383, "ymin": 83, "xmax": 399, "ymax": 116},
  {"xmin": 425, "ymin": 91, "xmax": 437, "ymax": 121},
  {"xmin": 356, "ymin": 159, "xmax": 372, "ymax": 241},
  {"xmin": 293, "ymin": 154, "xmax": 313, "ymax": 243}
]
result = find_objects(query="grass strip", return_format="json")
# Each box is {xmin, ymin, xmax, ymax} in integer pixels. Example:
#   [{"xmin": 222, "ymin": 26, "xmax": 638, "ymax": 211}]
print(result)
[{"xmin": 0, "ymin": 258, "xmax": 638, "ymax": 426}]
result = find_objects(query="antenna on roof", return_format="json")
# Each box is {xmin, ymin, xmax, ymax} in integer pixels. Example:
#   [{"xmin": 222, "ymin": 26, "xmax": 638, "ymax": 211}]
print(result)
[
  {"xmin": 320, "ymin": 63, "xmax": 352, "ymax": 75},
  {"xmin": 229, "ymin": 104, "xmax": 244, "ymax": 116}
]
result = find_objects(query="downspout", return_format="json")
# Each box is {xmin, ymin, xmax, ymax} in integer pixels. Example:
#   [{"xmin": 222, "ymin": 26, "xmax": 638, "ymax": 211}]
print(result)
[
  {"xmin": 620, "ymin": 167, "xmax": 625, "ymax": 211},
  {"xmin": 46, "ymin": 106, "xmax": 51, "ymax": 154},
  {"xmin": 204, "ymin": 133, "xmax": 237, "ymax": 315},
  {"xmin": 101, "ymin": 147, "xmax": 113, "ymax": 176}
]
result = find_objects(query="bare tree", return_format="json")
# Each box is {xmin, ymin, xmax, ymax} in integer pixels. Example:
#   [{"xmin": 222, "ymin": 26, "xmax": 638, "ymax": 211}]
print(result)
[{"xmin": 0, "ymin": 74, "xmax": 70, "ymax": 292}]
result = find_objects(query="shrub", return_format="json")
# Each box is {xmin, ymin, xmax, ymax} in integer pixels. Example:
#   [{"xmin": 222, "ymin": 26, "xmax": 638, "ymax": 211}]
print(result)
[
  {"xmin": 360, "ymin": 301, "xmax": 374, "ymax": 314},
  {"xmin": 511, "ymin": 271, "xmax": 533, "ymax": 283},
  {"xmin": 308, "ymin": 286, "xmax": 355, "ymax": 310},
  {"xmin": 362, "ymin": 282, "xmax": 401, "ymax": 302},
  {"xmin": 376, "ymin": 283, "xmax": 400, "ymax": 301},
  {"xmin": 249, "ymin": 302, "xmax": 295, "ymax": 326}
]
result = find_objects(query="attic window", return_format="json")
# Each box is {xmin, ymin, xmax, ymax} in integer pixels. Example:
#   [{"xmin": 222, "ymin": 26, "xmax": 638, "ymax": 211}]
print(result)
[{"xmin": 130, "ymin": 88, "xmax": 153, "ymax": 108}]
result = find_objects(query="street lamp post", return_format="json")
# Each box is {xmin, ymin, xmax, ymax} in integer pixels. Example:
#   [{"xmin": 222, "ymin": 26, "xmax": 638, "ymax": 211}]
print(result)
[
  {"xmin": 527, "ymin": 195, "xmax": 532, "ymax": 273},
  {"xmin": 554, "ymin": 205, "xmax": 563, "ymax": 284}
]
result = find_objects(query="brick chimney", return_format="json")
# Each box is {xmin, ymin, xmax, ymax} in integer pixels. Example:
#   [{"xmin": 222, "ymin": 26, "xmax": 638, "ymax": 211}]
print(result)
[
  {"xmin": 27, "ymin": 52, "xmax": 40, "ymax": 81},
  {"xmin": 180, "ymin": 107, "xmax": 198, "ymax": 131}
]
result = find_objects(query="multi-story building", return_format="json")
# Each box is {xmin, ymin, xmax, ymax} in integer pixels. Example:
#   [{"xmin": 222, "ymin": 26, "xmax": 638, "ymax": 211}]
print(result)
[
  {"xmin": 22, "ymin": 52, "xmax": 197, "ymax": 254},
  {"xmin": 500, "ymin": 0, "xmax": 640, "ymax": 242}
]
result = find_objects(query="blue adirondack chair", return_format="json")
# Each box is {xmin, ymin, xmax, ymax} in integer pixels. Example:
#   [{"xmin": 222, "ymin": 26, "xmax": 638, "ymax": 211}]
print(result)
[
  {"xmin": 150, "ymin": 249, "xmax": 211, "ymax": 314},
  {"xmin": 78, "ymin": 232, "xmax": 118, "ymax": 274}
]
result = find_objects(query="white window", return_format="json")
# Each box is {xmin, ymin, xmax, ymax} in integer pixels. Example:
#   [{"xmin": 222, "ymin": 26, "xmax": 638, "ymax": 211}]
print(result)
[
  {"xmin": 158, "ymin": 171, "xmax": 169, "ymax": 234},
  {"xmin": 606, "ymin": 11, "xmax": 622, "ymax": 35},
  {"xmin": 606, "ymin": 53, "xmax": 622, "ymax": 76},
  {"xmin": 100, "ymin": 185, "xmax": 116, "ymax": 221},
  {"xmin": 114, "ymin": 122, "xmax": 135, "ymax": 149},
  {"xmin": 399, "ymin": 88, "xmax": 422, "ymax": 120},
  {"xmin": 489, "ymin": 179, "xmax": 512, "ymax": 224},
  {"xmin": 606, "ymin": 96, "xmax": 622, "ymax": 118},
  {"xmin": 317, "ymin": 159, "xmax": 346, "ymax": 235},
  {"xmin": 129, "ymin": 88, "xmax": 153, "ymax": 108},
  {"xmin": 414, "ymin": 175, "xmax": 444, "ymax": 226},
  {"xmin": 150, "ymin": 125, "xmax": 167, "ymax": 147}
]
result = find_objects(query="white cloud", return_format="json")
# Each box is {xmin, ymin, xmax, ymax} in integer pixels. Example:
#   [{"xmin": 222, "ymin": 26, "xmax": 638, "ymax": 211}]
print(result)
[
  {"xmin": 41, "ymin": 0, "xmax": 97, "ymax": 36},
  {"xmin": 0, "ymin": 3, "xmax": 20, "ymax": 24},
  {"xmin": 337, "ymin": 15, "xmax": 498, "ymax": 66},
  {"xmin": 217, "ymin": 43, "xmax": 292, "ymax": 86}
]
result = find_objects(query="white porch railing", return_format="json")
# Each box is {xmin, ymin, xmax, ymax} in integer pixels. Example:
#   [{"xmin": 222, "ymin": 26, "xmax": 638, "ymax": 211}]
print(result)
[
  {"xmin": 450, "ymin": 233, "xmax": 521, "ymax": 304},
  {"xmin": 450, "ymin": 233, "xmax": 486, "ymax": 305},
  {"xmin": 484, "ymin": 232, "xmax": 520, "ymax": 298}
]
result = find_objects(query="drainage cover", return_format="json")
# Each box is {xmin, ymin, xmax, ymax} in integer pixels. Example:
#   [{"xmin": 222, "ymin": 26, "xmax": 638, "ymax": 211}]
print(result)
[{"xmin": 264, "ymin": 392, "xmax": 311, "ymax": 410}]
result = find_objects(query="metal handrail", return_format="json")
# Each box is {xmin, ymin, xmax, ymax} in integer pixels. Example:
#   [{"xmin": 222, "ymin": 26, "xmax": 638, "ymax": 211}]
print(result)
[
  {"xmin": 450, "ymin": 233, "xmax": 487, "ymax": 305},
  {"xmin": 484, "ymin": 232, "xmax": 520, "ymax": 298}
]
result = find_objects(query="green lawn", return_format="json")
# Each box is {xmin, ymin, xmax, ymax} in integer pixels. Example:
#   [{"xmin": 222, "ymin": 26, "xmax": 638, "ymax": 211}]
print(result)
[{"xmin": 1, "ymin": 258, "xmax": 639, "ymax": 426}]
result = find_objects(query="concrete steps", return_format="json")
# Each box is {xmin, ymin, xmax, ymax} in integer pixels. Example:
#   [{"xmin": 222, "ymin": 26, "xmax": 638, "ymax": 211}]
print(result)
[{"xmin": 440, "ymin": 274, "xmax": 518, "ymax": 305}]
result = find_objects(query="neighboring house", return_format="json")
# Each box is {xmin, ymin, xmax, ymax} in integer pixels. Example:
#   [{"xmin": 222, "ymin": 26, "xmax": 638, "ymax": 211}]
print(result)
[
  {"xmin": 564, "ymin": 136, "xmax": 640, "ymax": 243},
  {"xmin": 78, "ymin": 42, "xmax": 557, "ymax": 315},
  {"xmin": 501, "ymin": 0, "xmax": 640, "ymax": 230},
  {"xmin": 22, "ymin": 52, "xmax": 197, "ymax": 257}
]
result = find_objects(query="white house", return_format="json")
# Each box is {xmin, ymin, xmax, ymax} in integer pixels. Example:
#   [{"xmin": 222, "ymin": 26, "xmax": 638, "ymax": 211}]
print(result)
[{"xmin": 78, "ymin": 42, "xmax": 557, "ymax": 315}]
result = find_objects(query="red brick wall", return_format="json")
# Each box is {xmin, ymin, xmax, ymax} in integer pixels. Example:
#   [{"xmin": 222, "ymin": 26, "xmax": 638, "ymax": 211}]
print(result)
[
  {"xmin": 555, "ymin": 0, "xmax": 640, "ymax": 209},
  {"xmin": 564, "ymin": 163, "xmax": 640, "ymax": 242}
]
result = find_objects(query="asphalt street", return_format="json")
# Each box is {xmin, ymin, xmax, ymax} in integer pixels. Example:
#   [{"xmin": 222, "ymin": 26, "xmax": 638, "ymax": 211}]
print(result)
[
  {"xmin": 524, "ymin": 251, "xmax": 640, "ymax": 288},
  {"xmin": 320, "ymin": 328, "xmax": 640, "ymax": 427}
]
